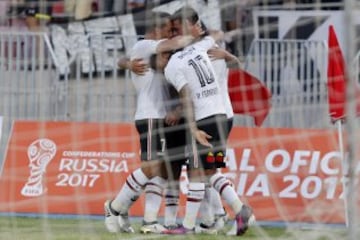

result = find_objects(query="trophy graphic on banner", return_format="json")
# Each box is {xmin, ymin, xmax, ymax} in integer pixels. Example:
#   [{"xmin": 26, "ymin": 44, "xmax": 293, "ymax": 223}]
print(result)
[{"xmin": 21, "ymin": 138, "xmax": 57, "ymax": 197}]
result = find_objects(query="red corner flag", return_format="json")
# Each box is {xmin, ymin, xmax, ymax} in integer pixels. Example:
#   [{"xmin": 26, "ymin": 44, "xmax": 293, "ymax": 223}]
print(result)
[
  {"xmin": 327, "ymin": 25, "xmax": 360, "ymax": 122},
  {"xmin": 228, "ymin": 68, "xmax": 272, "ymax": 126}
]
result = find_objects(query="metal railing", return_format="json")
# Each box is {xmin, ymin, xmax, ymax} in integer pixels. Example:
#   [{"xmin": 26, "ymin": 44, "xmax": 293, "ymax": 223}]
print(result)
[
  {"xmin": 0, "ymin": 31, "xmax": 138, "ymax": 165},
  {"xmin": 0, "ymin": 31, "xmax": 139, "ymax": 121},
  {"xmin": 243, "ymin": 39, "xmax": 330, "ymax": 128},
  {"xmin": 0, "ymin": 32, "xmax": 354, "ymax": 164}
]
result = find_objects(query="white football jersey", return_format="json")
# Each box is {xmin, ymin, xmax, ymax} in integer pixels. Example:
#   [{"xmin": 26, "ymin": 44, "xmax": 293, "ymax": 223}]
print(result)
[
  {"xmin": 211, "ymin": 57, "xmax": 234, "ymax": 119},
  {"xmin": 164, "ymin": 36, "xmax": 226, "ymax": 121},
  {"xmin": 130, "ymin": 39, "xmax": 167, "ymax": 120}
]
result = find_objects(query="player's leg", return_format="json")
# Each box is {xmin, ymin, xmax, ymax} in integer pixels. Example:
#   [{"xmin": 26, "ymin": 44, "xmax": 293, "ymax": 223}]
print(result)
[
  {"xmin": 139, "ymin": 119, "xmax": 168, "ymax": 234},
  {"xmin": 164, "ymin": 117, "xmax": 220, "ymax": 234},
  {"xmin": 163, "ymin": 161, "xmax": 182, "ymax": 229},
  {"xmin": 207, "ymin": 115, "xmax": 253, "ymax": 236},
  {"xmin": 105, "ymin": 119, "xmax": 166, "ymax": 233},
  {"xmin": 195, "ymin": 185, "xmax": 218, "ymax": 235},
  {"xmin": 207, "ymin": 117, "xmax": 234, "ymax": 230},
  {"xmin": 192, "ymin": 116, "xmax": 226, "ymax": 234},
  {"xmin": 181, "ymin": 170, "xmax": 206, "ymax": 233},
  {"xmin": 162, "ymin": 143, "xmax": 208, "ymax": 234},
  {"xmin": 104, "ymin": 166, "xmax": 149, "ymax": 233},
  {"xmin": 163, "ymin": 118, "xmax": 187, "ymax": 229},
  {"xmin": 207, "ymin": 178, "xmax": 229, "ymax": 229},
  {"xmin": 140, "ymin": 176, "xmax": 167, "ymax": 233}
]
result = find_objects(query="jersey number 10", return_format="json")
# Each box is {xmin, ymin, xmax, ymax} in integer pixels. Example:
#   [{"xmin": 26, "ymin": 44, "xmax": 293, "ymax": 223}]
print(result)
[{"xmin": 188, "ymin": 55, "xmax": 215, "ymax": 88}]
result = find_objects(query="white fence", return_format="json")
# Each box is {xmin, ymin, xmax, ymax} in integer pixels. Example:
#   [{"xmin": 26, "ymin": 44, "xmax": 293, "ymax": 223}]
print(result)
[
  {"xmin": 0, "ymin": 32, "xmax": 138, "ymax": 164},
  {"xmin": 0, "ymin": 31, "xmax": 353, "ymax": 163},
  {"xmin": 244, "ymin": 39, "xmax": 330, "ymax": 128},
  {"xmin": 0, "ymin": 31, "xmax": 138, "ymax": 123},
  {"xmin": 0, "ymin": 33, "xmax": 332, "ymax": 128}
]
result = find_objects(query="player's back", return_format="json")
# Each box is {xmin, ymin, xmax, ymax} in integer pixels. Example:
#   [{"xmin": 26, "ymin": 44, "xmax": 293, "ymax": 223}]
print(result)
[
  {"xmin": 130, "ymin": 39, "xmax": 167, "ymax": 120},
  {"xmin": 211, "ymin": 56, "xmax": 234, "ymax": 119},
  {"xmin": 165, "ymin": 37, "xmax": 226, "ymax": 121}
]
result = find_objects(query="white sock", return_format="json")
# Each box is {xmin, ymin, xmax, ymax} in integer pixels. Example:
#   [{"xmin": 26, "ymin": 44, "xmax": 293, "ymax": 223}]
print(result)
[
  {"xmin": 183, "ymin": 182, "xmax": 205, "ymax": 230},
  {"xmin": 199, "ymin": 186, "xmax": 215, "ymax": 227},
  {"xmin": 208, "ymin": 186, "xmax": 226, "ymax": 216},
  {"xmin": 111, "ymin": 168, "xmax": 149, "ymax": 214},
  {"xmin": 164, "ymin": 186, "xmax": 179, "ymax": 227},
  {"xmin": 143, "ymin": 176, "xmax": 166, "ymax": 223},
  {"xmin": 210, "ymin": 173, "xmax": 243, "ymax": 215}
]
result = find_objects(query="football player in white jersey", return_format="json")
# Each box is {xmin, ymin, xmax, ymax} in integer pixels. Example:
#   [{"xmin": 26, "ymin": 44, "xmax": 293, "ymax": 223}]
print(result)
[
  {"xmin": 165, "ymin": 12, "xmax": 239, "ymax": 234},
  {"xmin": 193, "ymin": 43, "xmax": 237, "ymax": 233},
  {"xmin": 104, "ymin": 11, "xmax": 204, "ymax": 234},
  {"xmin": 148, "ymin": 52, "xmax": 190, "ymax": 230},
  {"xmin": 205, "ymin": 45, "xmax": 251, "ymax": 234},
  {"xmin": 118, "ymin": 50, "xmax": 187, "ymax": 231},
  {"xmin": 159, "ymin": 7, "xmax": 253, "ymax": 236}
]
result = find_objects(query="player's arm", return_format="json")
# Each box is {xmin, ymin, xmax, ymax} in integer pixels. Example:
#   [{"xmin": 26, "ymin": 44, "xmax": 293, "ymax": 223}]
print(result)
[
  {"xmin": 207, "ymin": 29, "xmax": 225, "ymax": 43},
  {"xmin": 118, "ymin": 57, "xmax": 149, "ymax": 75},
  {"xmin": 165, "ymin": 104, "xmax": 182, "ymax": 126},
  {"xmin": 194, "ymin": 24, "xmax": 223, "ymax": 51},
  {"xmin": 155, "ymin": 36, "xmax": 194, "ymax": 53},
  {"xmin": 178, "ymin": 84, "xmax": 212, "ymax": 147},
  {"xmin": 200, "ymin": 21, "xmax": 224, "ymax": 43},
  {"xmin": 164, "ymin": 85, "xmax": 183, "ymax": 126},
  {"xmin": 156, "ymin": 23, "xmax": 204, "ymax": 53},
  {"xmin": 207, "ymin": 47, "xmax": 243, "ymax": 68},
  {"xmin": 165, "ymin": 59, "xmax": 211, "ymax": 147}
]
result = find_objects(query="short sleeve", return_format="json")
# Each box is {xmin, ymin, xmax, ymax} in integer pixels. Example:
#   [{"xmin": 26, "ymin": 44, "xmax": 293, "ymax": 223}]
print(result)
[
  {"xmin": 164, "ymin": 62, "xmax": 187, "ymax": 92},
  {"xmin": 192, "ymin": 36, "xmax": 215, "ymax": 52},
  {"xmin": 130, "ymin": 39, "xmax": 164, "ymax": 59}
]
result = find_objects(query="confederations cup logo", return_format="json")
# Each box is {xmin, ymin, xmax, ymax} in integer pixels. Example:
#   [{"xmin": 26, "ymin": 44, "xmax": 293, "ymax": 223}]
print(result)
[{"xmin": 21, "ymin": 138, "xmax": 57, "ymax": 197}]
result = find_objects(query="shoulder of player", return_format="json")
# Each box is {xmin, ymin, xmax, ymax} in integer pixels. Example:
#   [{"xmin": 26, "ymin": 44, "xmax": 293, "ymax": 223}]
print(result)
[
  {"xmin": 131, "ymin": 39, "xmax": 165, "ymax": 58},
  {"xmin": 192, "ymin": 36, "xmax": 215, "ymax": 47},
  {"xmin": 169, "ymin": 51, "xmax": 185, "ymax": 65},
  {"xmin": 164, "ymin": 56, "xmax": 181, "ymax": 75},
  {"xmin": 132, "ymin": 39, "xmax": 162, "ymax": 49}
]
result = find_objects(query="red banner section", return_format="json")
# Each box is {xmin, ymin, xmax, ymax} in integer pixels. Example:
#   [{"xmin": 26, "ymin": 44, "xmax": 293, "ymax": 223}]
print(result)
[
  {"xmin": 225, "ymin": 127, "xmax": 354, "ymax": 224},
  {"xmin": 0, "ymin": 121, "xmax": 358, "ymax": 224},
  {"xmin": 0, "ymin": 121, "xmax": 140, "ymax": 216}
]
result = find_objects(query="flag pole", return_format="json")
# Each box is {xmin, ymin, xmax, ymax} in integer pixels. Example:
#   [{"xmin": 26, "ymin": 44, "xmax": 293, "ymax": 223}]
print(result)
[{"xmin": 336, "ymin": 119, "xmax": 349, "ymax": 227}]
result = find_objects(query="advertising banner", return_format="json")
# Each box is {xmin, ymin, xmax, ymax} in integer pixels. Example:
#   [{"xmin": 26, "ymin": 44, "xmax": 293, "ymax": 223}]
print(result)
[
  {"xmin": 0, "ymin": 121, "xmax": 358, "ymax": 225},
  {"xmin": 0, "ymin": 121, "xmax": 141, "ymax": 216},
  {"xmin": 225, "ymin": 127, "xmax": 355, "ymax": 224}
]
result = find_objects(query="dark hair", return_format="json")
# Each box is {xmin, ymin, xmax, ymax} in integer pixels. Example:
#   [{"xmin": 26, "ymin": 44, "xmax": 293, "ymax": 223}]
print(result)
[
  {"xmin": 149, "ymin": 54, "xmax": 158, "ymax": 70},
  {"xmin": 149, "ymin": 52, "xmax": 168, "ymax": 71},
  {"xmin": 145, "ymin": 12, "xmax": 171, "ymax": 33},
  {"xmin": 200, "ymin": 20, "xmax": 209, "ymax": 36},
  {"xmin": 171, "ymin": 6, "xmax": 199, "ymax": 25},
  {"xmin": 149, "ymin": 50, "xmax": 178, "ymax": 71}
]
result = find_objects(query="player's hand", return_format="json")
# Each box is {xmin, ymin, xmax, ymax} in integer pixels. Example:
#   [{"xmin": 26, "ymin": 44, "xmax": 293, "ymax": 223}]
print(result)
[
  {"xmin": 165, "ymin": 111, "xmax": 180, "ymax": 126},
  {"xmin": 194, "ymin": 130, "xmax": 212, "ymax": 147},
  {"xmin": 207, "ymin": 47, "xmax": 226, "ymax": 60},
  {"xmin": 130, "ymin": 58, "xmax": 148, "ymax": 75}
]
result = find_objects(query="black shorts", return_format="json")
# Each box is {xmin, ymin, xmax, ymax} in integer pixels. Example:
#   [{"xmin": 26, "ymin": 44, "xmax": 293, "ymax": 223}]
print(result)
[
  {"xmin": 226, "ymin": 117, "xmax": 233, "ymax": 140},
  {"xmin": 163, "ymin": 117, "xmax": 190, "ymax": 180},
  {"xmin": 135, "ymin": 118, "xmax": 166, "ymax": 161},
  {"xmin": 164, "ymin": 117, "xmax": 188, "ymax": 164},
  {"xmin": 189, "ymin": 114, "xmax": 228, "ymax": 170}
]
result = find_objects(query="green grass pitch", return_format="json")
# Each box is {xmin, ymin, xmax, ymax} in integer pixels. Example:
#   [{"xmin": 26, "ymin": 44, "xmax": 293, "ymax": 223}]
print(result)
[{"xmin": 0, "ymin": 216, "xmax": 346, "ymax": 240}]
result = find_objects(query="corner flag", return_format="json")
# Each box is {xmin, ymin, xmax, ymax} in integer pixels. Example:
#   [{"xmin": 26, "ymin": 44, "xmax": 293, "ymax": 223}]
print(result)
[
  {"xmin": 327, "ymin": 25, "xmax": 360, "ymax": 121},
  {"xmin": 228, "ymin": 68, "xmax": 272, "ymax": 126}
]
